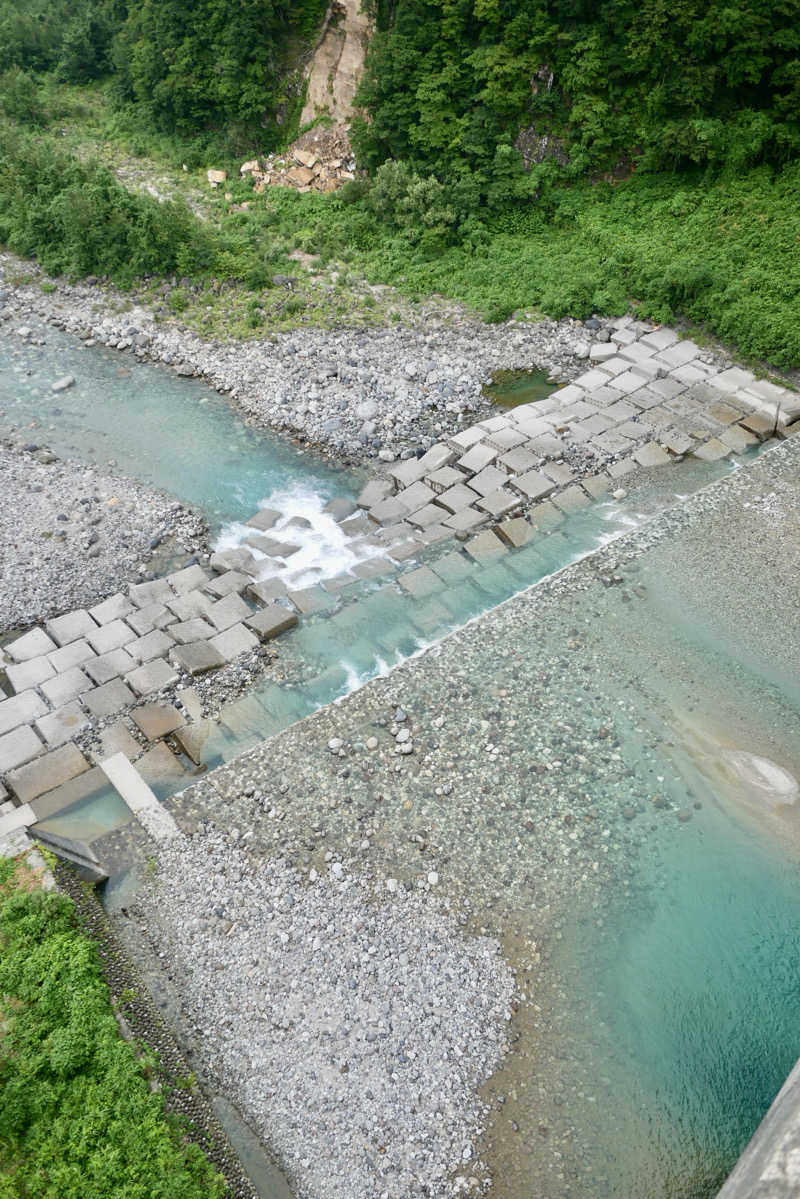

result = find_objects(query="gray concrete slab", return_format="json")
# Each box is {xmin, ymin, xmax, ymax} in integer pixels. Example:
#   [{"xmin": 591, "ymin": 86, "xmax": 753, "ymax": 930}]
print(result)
[
  {"xmin": 692, "ymin": 437, "xmax": 732, "ymax": 461},
  {"xmin": 246, "ymin": 605, "xmax": 299, "ymax": 641},
  {"xmin": 456, "ymin": 442, "xmax": 499, "ymax": 474},
  {"xmin": 210, "ymin": 548, "xmax": 259, "ymax": 575},
  {"xmin": 246, "ymin": 578, "xmax": 289, "ymax": 605},
  {"xmin": 35, "ymin": 702, "xmax": 89, "ymax": 746},
  {"xmin": 407, "ymin": 503, "xmax": 449, "ymax": 529},
  {"xmin": 368, "ymin": 497, "xmax": 409, "ymax": 526},
  {"xmin": 720, "ymin": 425, "xmax": 759, "ymax": 453},
  {"xmin": 653, "ymin": 339, "xmax": 700, "ymax": 367},
  {"xmin": 84, "ymin": 647, "xmax": 136, "ymax": 686},
  {"xmin": 171, "ymin": 641, "xmax": 225, "ymax": 675},
  {"xmin": 552, "ymin": 485, "xmax": 591, "ymax": 513},
  {"xmin": 463, "ymin": 530, "xmax": 508, "ymax": 564},
  {"xmin": 485, "ymin": 426, "xmax": 527, "ymax": 452},
  {"xmin": 6, "ymin": 655, "xmax": 55, "ymax": 695},
  {"xmin": 431, "ymin": 551, "xmax": 473, "ymax": 584},
  {"xmin": 89, "ymin": 592, "xmax": 134, "ymax": 625},
  {"xmin": 496, "ymin": 516, "xmax": 535, "ymax": 548},
  {"xmin": 469, "ymin": 465, "xmax": 508, "ymax": 497},
  {"xmin": 87, "ymin": 619, "xmax": 136, "ymax": 656},
  {"xmin": 357, "ymin": 479, "xmax": 392, "ymax": 509},
  {"xmin": 29, "ymin": 765, "xmax": 107, "ymax": 822},
  {"xmin": 168, "ymin": 564, "xmax": 211, "ymax": 594},
  {"xmin": 126, "ymin": 658, "xmax": 180, "ymax": 697},
  {"xmin": 436, "ymin": 483, "xmax": 481, "ymax": 514},
  {"xmin": 389, "ymin": 457, "xmax": 428, "ymax": 489},
  {"xmin": 417, "ymin": 443, "xmax": 457, "ymax": 473},
  {"xmin": 0, "ymin": 690, "xmax": 48, "ymax": 736},
  {"xmin": 425, "ymin": 464, "xmax": 465, "ymax": 493},
  {"xmin": 397, "ymin": 565, "xmax": 441, "ymax": 599},
  {"xmin": 167, "ymin": 590, "xmax": 213, "ymax": 621},
  {"xmin": 396, "ymin": 480, "xmax": 437, "ymax": 512},
  {"xmin": 511, "ymin": 470, "xmax": 556, "ymax": 501},
  {"xmin": 170, "ymin": 618, "xmax": 216, "ymax": 644},
  {"xmin": 339, "ymin": 513, "xmax": 374, "ymax": 537},
  {"xmin": 497, "ymin": 447, "xmax": 541, "ymax": 476},
  {"xmin": 448, "ymin": 426, "xmax": 485, "ymax": 451},
  {"xmin": 6, "ymin": 743, "xmax": 89, "ymax": 803},
  {"xmin": 129, "ymin": 629, "xmax": 175, "ymax": 663},
  {"xmin": 6, "ymin": 628, "xmax": 58, "ymax": 663},
  {"xmin": 527, "ymin": 434, "xmax": 565, "ymax": 459},
  {"xmin": 204, "ymin": 570, "xmax": 249, "ymax": 598},
  {"xmin": 246, "ymin": 507, "xmax": 281, "ymax": 532},
  {"xmin": 476, "ymin": 488, "xmax": 521, "ymax": 518},
  {"xmin": 82, "ymin": 680, "xmax": 136, "ymax": 719},
  {"xmin": 48, "ymin": 639, "xmax": 96, "ymax": 674},
  {"xmin": 128, "ymin": 578, "xmax": 174, "ymax": 608},
  {"xmin": 0, "ymin": 725, "xmax": 44, "ymax": 773},
  {"xmin": 127, "ymin": 603, "xmax": 176, "ymax": 636},
  {"xmin": 97, "ymin": 721, "xmax": 141, "ymax": 761},
  {"xmin": 100, "ymin": 751, "xmax": 159, "ymax": 813},
  {"xmin": 528, "ymin": 500, "xmax": 565, "ymax": 530},
  {"xmin": 386, "ymin": 538, "xmax": 423, "ymax": 563},
  {"xmin": 441, "ymin": 507, "xmax": 488, "ymax": 533},
  {"xmin": 286, "ymin": 586, "xmax": 336, "ymax": 616},
  {"xmin": 210, "ymin": 623, "xmax": 259, "ymax": 662},
  {"xmin": 632, "ymin": 442, "xmax": 671, "ymax": 467},
  {"xmin": 323, "ymin": 497, "xmax": 358, "ymax": 522},
  {"xmin": 131, "ymin": 703, "xmax": 185, "ymax": 740},
  {"xmin": 45, "ymin": 609, "xmax": 98, "ymax": 647},
  {"xmin": 41, "ymin": 666, "xmax": 92, "ymax": 707},
  {"xmin": 416, "ymin": 523, "xmax": 452, "ymax": 546},
  {"xmin": 205, "ymin": 593, "xmax": 252, "ymax": 633}
]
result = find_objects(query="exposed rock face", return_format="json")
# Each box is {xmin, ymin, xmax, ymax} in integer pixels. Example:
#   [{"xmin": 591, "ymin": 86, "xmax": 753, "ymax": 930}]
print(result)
[
  {"xmin": 300, "ymin": 0, "xmax": 372, "ymax": 127},
  {"xmin": 514, "ymin": 125, "xmax": 570, "ymax": 168}
]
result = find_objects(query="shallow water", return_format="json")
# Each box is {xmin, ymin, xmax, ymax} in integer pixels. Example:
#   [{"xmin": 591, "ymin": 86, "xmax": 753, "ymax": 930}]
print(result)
[{"xmin": 483, "ymin": 367, "xmax": 556, "ymax": 408}]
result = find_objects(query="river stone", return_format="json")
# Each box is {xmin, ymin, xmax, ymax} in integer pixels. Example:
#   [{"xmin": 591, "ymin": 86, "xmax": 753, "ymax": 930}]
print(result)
[{"xmin": 51, "ymin": 375, "xmax": 76, "ymax": 392}]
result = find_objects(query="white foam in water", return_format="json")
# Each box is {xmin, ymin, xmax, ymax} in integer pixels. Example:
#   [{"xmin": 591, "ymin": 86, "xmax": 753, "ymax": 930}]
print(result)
[{"xmin": 215, "ymin": 485, "xmax": 386, "ymax": 588}]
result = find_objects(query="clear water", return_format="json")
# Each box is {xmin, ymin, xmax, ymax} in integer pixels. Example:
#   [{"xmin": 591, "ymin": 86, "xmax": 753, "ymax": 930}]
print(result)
[
  {"xmin": 0, "ymin": 328, "xmax": 356, "ymax": 531},
  {"xmin": 484, "ymin": 367, "xmax": 556, "ymax": 408}
]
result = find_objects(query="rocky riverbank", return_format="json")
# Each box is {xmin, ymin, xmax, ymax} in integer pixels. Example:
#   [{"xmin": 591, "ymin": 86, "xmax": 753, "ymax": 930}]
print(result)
[
  {"xmin": 0, "ymin": 435, "xmax": 206, "ymax": 635},
  {"xmin": 0, "ymin": 253, "xmax": 735, "ymax": 467}
]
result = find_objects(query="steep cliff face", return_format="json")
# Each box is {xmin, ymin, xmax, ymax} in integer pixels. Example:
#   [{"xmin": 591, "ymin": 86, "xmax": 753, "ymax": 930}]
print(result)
[{"xmin": 299, "ymin": 0, "xmax": 372, "ymax": 127}]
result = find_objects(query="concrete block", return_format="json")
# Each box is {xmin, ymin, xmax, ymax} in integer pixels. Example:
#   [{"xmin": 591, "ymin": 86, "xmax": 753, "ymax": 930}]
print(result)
[
  {"xmin": 485, "ymin": 426, "xmax": 527, "ymax": 452},
  {"xmin": 89, "ymin": 592, "xmax": 134, "ymax": 625},
  {"xmin": 456, "ymin": 442, "xmax": 499, "ymax": 474},
  {"xmin": 417, "ymin": 443, "xmax": 457, "ymax": 473},
  {"xmin": 172, "ymin": 721, "xmax": 213, "ymax": 765},
  {"xmin": 368, "ymin": 497, "xmax": 409, "ymax": 526},
  {"xmin": 126, "ymin": 658, "xmax": 179, "ymax": 697},
  {"xmin": 170, "ymin": 618, "xmax": 216, "ymax": 644},
  {"xmin": 389, "ymin": 457, "xmax": 428, "ymax": 489},
  {"xmin": 99, "ymin": 752, "xmax": 158, "ymax": 814},
  {"xmin": 396, "ymin": 480, "xmax": 437, "ymax": 512},
  {"xmin": 692, "ymin": 437, "xmax": 732, "ymax": 461},
  {"xmin": 738, "ymin": 413, "xmax": 776, "ymax": 439},
  {"xmin": 128, "ymin": 578, "xmax": 174, "ymax": 608},
  {"xmin": 6, "ymin": 628, "xmax": 57, "ymax": 663},
  {"xmin": 707, "ymin": 367, "xmax": 756, "ymax": 395},
  {"xmin": 448, "ymin": 426, "xmax": 485, "ymax": 451},
  {"xmin": 583, "ymin": 474, "xmax": 611, "ymax": 498},
  {"xmin": 210, "ymin": 548, "xmax": 259, "ymax": 576},
  {"xmin": 575, "ymin": 414, "xmax": 614, "ymax": 438},
  {"xmin": 0, "ymin": 690, "xmax": 48, "ymax": 736},
  {"xmin": 463, "ymin": 530, "xmax": 508, "ymax": 564},
  {"xmin": 573, "ymin": 369, "xmax": 614, "ymax": 390},
  {"xmin": 640, "ymin": 328, "xmax": 679, "ymax": 351},
  {"xmin": 608, "ymin": 458, "xmax": 635, "ymax": 478},
  {"xmin": 552, "ymin": 485, "xmax": 591, "ymax": 513},
  {"xmin": 659, "ymin": 430, "xmax": 696, "ymax": 455},
  {"xmin": 529, "ymin": 500, "xmax": 564, "ymax": 530},
  {"xmin": 286, "ymin": 586, "xmax": 336, "ymax": 616},
  {"xmin": 41, "ymin": 667, "xmax": 92, "ymax": 707},
  {"xmin": 204, "ymin": 570, "xmax": 249, "ymax": 598},
  {"xmin": 323, "ymin": 497, "xmax": 358, "ymax": 523},
  {"xmin": 387, "ymin": 538, "xmax": 422, "ymax": 562},
  {"xmin": 35, "ymin": 702, "xmax": 89, "ymax": 746},
  {"xmin": 469, "ymin": 465, "xmax": 508, "ymax": 497},
  {"xmin": 589, "ymin": 343, "xmax": 619, "ymax": 361},
  {"xmin": 210, "ymin": 623, "xmax": 259, "ymax": 662},
  {"xmin": 171, "ymin": 641, "xmax": 225, "ymax": 676},
  {"xmin": 551, "ymin": 385, "xmax": 586, "ymax": 404},
  {"xmin": 0, "ymin": 804, "xmax": 35, "ymax": 835},
  {"xmin": 131, "ymin": 703, "xmax": 185, "ymax": 740},
  {"xmin": 478, "ymin": 415, "xmax": 510, "ymax": 433},
  {"xmin": 632, "ymin": 442, "xmax": 670, "ymax": 468},
  {"xmin": 604, "ymin": 400, "xmax": 638, "ymax": 423},
  {"xmin": 6, "ymin": 743, "xmax": 89, "ymax": 803},
  {"xmin": 87, "ymin": 619, "xmax": 136, "ymax": 656},
  {"xmin": 407, "ymin": 503, "xmax": 449, "ymax": 529},
  {"xmin": 511, "ymin": 470, "xmax": 556, "ymax": 501},
  {"xmin": 416, "ymin": 523, "xmax": 451, "ymax": 546},
  {"xmin": 476, "ymin": 488, "xmax": 521, "ymax": 518},
  {"xmin": 6, "ymin": 655, "xmax": 55, "ymax": 695},
  {"xmin": 709, "ymin": 401, "xmax": 747, "ymax": 426},
  {"xmin": 82, "ymin": 680, "xmax": 135, "ymax": 718},
  {"xmin": 672, "ymin": 363, "xmax": 713, "ymax": 386},
  {"xmin": 432, "ymin": 551, "xmax": 473, "ymax": 584},
  {"xmin": 610, "ymin": 372, "xmax": 648, "ymax": 397},
  {"xmin": 246, "ymin": 605, "xmax": 299, "ymax": 641},
  {"xmin": 0, "ymin": 726, "xmax": 44, "ymax": 773},
  {"xmin": 45, "ymin": 609, "xmax": 98, "ymax": 647},
  {"xmin": 496, "ymin": 517, "xmax": 535, "ymax": 548},
  {"xmin": 168, "ymin": 564, "xmax": 211, "ymax": 595},
  {"xmin": 591, "ymin": 430, "xmax": 635, "ymax": 455},
  {"xmin": 357, "ymin": 480, "xmax": 392, "ymax": 509},
  {"xmin": 205, "ymin": 593, "xmax": 252, "ymax": 632},
  {"xmin": 527, "ymin": 434, "xmax": 565, "ymax": 459},
  {"xmin": 246, "ymin": 578, "xmax": 289, "ymax": 605},
  {"xmin": 129, "ymin": 629, "xmax": 175, "ymax": 663},
  {"xmin": 541, "ymin": 462, "xmax": 575, "ymax": 486},
  {"xmin": 587, "ymin": 385, "xmax": 625, "ymax": 407},
  {"xmin": 245, "ymin": 507, "xmax": 281, "ymax": 531},
  {"xmin": 97, "ymin": 721, "xmax": 141, "ymax": 761},
  {"xmin": 351, "ymin": 557, "xmax": 394, "ymax": 580},
  {"xmin": 167, "ymin": 590, "xmax": 213, "ymax": 621},
  {"xmin": 339, "ymin": 514, "xmax": 373, "ymax": 537},
  {"xmin": 397, "ymin": 565, "xmax": 441, "ymax": 599},
  {"xmin": 720, "ymin": 425, "xmax": 759, "ymax": 453},
  {"xmin": 442, "ymin": 507, "xmax": 488, "ymax": 533},
  {"xmin": 84, "ymin": 648, "xmax": 136, "ymax": 686},
  {"xmin": 436, "ymin": 483, "xmax": 481, "ymax": 514},
  {"xmin": 127, "ymin": 602, "xmax": 176, "ymax": 636},
  {"xmin": 497, "ymin": 447, "xmax": 541, "ymax": 476},
  {"xmin": 427, "ymin": 467, "xmax": 467, "ymax": 494}
]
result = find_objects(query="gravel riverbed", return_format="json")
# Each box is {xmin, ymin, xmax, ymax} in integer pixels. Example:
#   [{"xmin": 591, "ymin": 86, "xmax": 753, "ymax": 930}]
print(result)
[{"xmin": 0, "ymin": 437, "xmax": 206, "ymax": 635}]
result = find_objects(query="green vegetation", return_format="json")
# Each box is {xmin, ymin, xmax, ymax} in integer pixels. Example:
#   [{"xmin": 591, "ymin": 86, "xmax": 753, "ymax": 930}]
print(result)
[{"xmin": 0, "ymin": 859, "xmax": 224, "ymax": 1198}]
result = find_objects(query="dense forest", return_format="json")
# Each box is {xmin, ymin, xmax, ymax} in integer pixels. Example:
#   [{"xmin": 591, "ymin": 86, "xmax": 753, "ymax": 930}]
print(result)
[{"xmin": 0, "ymin": 0, "xmax": 798, "ymax": 363}]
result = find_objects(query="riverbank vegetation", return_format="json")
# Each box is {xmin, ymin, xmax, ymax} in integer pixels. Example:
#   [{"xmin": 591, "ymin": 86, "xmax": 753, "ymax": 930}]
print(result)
[
  {"xmin": 0, "ymin": 0, "xmax": 798, "ymax": 366},
  {"xmin": 0, "ymin": 856, "xmax": 224, "ymax": 1198}
]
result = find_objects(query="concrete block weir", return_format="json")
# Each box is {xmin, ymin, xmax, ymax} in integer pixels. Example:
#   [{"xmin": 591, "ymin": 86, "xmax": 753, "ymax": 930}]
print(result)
[{"xmin": 3, "ymin": 310, "xmax": 800, "ymax": 1199}]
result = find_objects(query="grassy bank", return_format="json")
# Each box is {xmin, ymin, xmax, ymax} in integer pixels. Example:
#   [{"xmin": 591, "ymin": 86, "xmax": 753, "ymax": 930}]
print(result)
[{"xmin": 0, "ymin": 855, "xmax": 224, "ymax": 1199}]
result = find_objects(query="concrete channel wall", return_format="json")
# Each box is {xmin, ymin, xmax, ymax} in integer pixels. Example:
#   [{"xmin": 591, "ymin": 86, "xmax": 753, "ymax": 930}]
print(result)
[{"xmin": 718, "ymin": 1057, "xmax": 800, "ymax": 1196}]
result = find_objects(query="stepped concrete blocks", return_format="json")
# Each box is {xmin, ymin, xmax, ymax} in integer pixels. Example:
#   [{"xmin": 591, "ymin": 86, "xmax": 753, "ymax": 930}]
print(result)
[
  {"xmin": 0, "ymin": 726, "xmax": 44, "ymax": 773},
  {"xmin": 511, "ymin": 470, "xmax": 556, "ymax": 502},
  {"xmin": 397, "ymin": 565, "xmax": 441, "ymax": 599},
  {"xmin": 589, "ymin": 343, "xmax": 619, "ymax": 361},
  {"xmin": 611, "ymin": 327, "xmax": 637, "ymax": 346},
  {"xmin": 550, "ymin": 384, "xmax": 585, "ymax": 405},
  {"xmin": 172, "ymin": 720, "xmax": 212, "ymax": 766},
  {"xmin": 36, "ymin": 702, "xmax": 89, "ymax": 746},
  {"xmin": 210, "ymin": 548, "xmax": 259, "ymax": 575},
  {"xmin": 87, "ymin": 619, "xmax": 136, "ymax": 656},
  {"xmin": 126, "ymin": 658, "xmax": 179, "ymax": 697},
  {"xmin": 628, "ymin": 358, "xmax": 665, "ymax": 382},
  {"xmin": 477, "ymin": 488, "xmax": 521, "ymax": 518},
  {"xmin": 246, "ymin": 507, "xmax": 281, "ymax": 532},
  {"xmin": 417, "ymin": 523, "xmax": 451, "ymax": 545},
  {"xmin": 529, "ymin": 500, "xmax": 565, "ymax": 530},
  {"xmin": 618, "ymin": 340, "xmax": 656, "ymax": 363},
  {"xmin": 396, "ymin": 480, "xmax": 437, "ymax": 512},
  {"xmin": 739, "ymin": 413, "xmax": 776, "ymax": 439},
  {"xmin": 170, "ymin": 618, "xmax": 216, "ymax": 644},
  {"xmin": 6, "ymin": 655, "xmax": 55, "ymax": 694},
  {"xmin": 576, "ymin": 413, "xmax": 614, "ymax": 437},
  {"xmin": 210, "ymin": 623, "xmax": 259, "ymax": 662},
  {"xmin": 0, "ymin": 690, "xmax": 48, "ymax": 736},
  {"xmin": 497, "ymin": 517, "xmax": 535, "ymax": 548},
  {"xmin": 463, "ymin": 529, "xmax": 508, "ymax": 564},
  {"xmin": 692, "ymin": 438, "xmax": 731, "ymax": 461},
  {"xmin": 485, "ymin": 426, "xmax": 527, "ymax": 452},
  {"xmin": 129, "ymin": 629, "xmax": 175, "ymax": 663},
  {"xmin": 131, "ymin": 703, "xmax": 185, "ymax": 740},
  {"xmin": 246, "ymin": 578, "xmax": 289, "ymax": 605},
  {"xmin": 206, "ymin": 593, "xmax": 252, "ymax": 632},
  {"xmin": 368, "ymin": 497, "xmax": 409, "ymax": 526},
  {"xmin": 542, "ymin": 462, "xmax": 576, "ymax": 485},
  {"xmin": 417, "ymin": 443, "xmax": 457, "ymax": 473},
  {"xmin": 6, "ymin": 628, "xmax": 58, "ymax": 663},
  {"xmin": 632, "ymin": 442, "xmax": 673, "ymax": 468},
  {"xmin": 607, "ymin": 458, "xmax": 635, "ymax": 479},
  {"xmin": 426, "ymin": 466, "xmax": 464, "ymax": 493},
  {"xmin": 497, "ymin": 447, "xmax": 540, "ymax": 476},
  {"xmin": 412, "ymin": 598, "xmax": 453, "ymax": 636},
  {"xmin": 286, "ymin": 586, "xmax": 336, "ymax": 616},
  {"xmin": 616, "ymin": 419, "xmax": 651, "ymax": 440},
  {"xmin": 204, "ymin": 570, "xmax": 249, "ymax": 598},
  {"xmin": 352, "ymin": 557, "xmax": 393, "ymax": 580},
  {"xmin": 552, "ymin": 485, "xmax": 591, "ymax": 513},
  {"xmin": 479, "ymin": 415, "xmax": 511, "ymax": 433},
  {"xmin": 129, "ymin": 578, "xmax": 174, "ymax": 608},
  {"xmin": 436, "ymin": 483, "xmax": 480, "ymax": 514},
  {"xmin": 127, "ymin": 603, "xmax": 176, "ymax": 636},
  {"xmin": 610, "ymin": 371, "xmax": 648, "ymax": 397},
  {"xmin": 709, "ymin": 401, "xmax": 747, "ymax": 426},
  {"xmin": 448, "ymin": 426, "xmax": 485, "ymax": 452},
  {"xmin": 641, "ymin": 328, "xmax": 679, "ymax": 351},
  {"xmin": 660, "ymin": 430, "xmax": 696, "ymax": 455},
  {"xmin": 456, "ymin": 442, "xmax": 499, "ymax": 474},
  {"xmin": 592, "ymin": 430, "xmax": 636, "ymax": 456},
  {"xmin": 586, "ymin": 385, "xmax": 624, "ymax": 407},
  {"xmin": 527, "ymin": 434, "xmax": 565, "ymax": 459},
  {"xmin": 706, "ymin": 367, "xmax": 756, "ymax": 395},
  {"xmin": 98, "ymin": 721, "xmax": 141, "ymax": 761},
  {"xmin": 84, "ymin": 647, "xmax": 135, "ymax": 686},
  {"xmin": 45, "ymin": 609, "xmax": 98, "ymax": 647},
  {"xmin": 6, "ymin": 743, "xmax": 89, "ymax": 804},
  {"xmin": 469, "ymin": 465, "xmax": 508, "ymax": 497},
  {"xmin": 41, "ymin": 667, "xmax": 92, "ymax": 708},
  {"xmin": 357, "ymin": 479, "xmax": 392, "ymax": 509},
  {"xmin": 168, "ymin": 564, "xmax": 210, "ymax": 595},
  {"xmin": 386, "ymin": 538, "xmax": 423, "ymax": 562},
  {"xmin": 574, "ymin": 369, "xmax": 613, "ymax": 391},
  {"xmin": 407, "ymin": 503, "xmax": 449, "ymax": 529},
  {"xmin": 167, "ymin": 590, "xmax": 213, "ymax": 621},
  {"xmin": 431, "ymin": 551, "xmax": 473, "ymax": 584},
  {"xmin": 246, "ymin": 605, "xmax": 298, "ymax": 641},
  {"xmin": 339, "ymin": 514, "xmax": 373, "ymax": 537},
  {"xmin": 720, "ymin": 425, "xmax": 759, "ymax": 453},
  {"xmin": 83, "ymin": 680, "xmax": 136, "ymax": 719},
  {"xmin": 595, "ymin": 357, "xmax": 630, "ymax": 377},
  {"xmin": 604, "ymin": 400, "xmax": 638, "ymax": 423},
  {"xmin": 89, "ymin": 592, "xmax": 134, "ymax": 625},
  {"xmin": 672, "ymin": 363, "xmax": 713, "ymax": 386},
  {"xmin": 172, "ymin": 641, "xmax": 226, "ymax": 676},
  {"xmin": 389, "ymin": 457, "xmax": 428, "ymax": 489}
]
